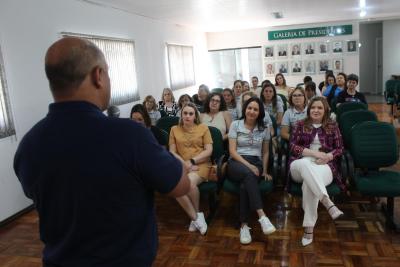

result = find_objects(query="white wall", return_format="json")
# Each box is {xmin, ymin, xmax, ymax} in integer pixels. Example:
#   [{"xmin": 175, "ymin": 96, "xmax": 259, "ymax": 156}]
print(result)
[
  {"xmin": 383, "ymin": 19, "xmax": 400, "ymax": 91},
  {"xmin": 207, "ymin": 22, "xmax": 360, "ymax": 88},
  {"xmin": 0, "ymin": 0, "xmax": 209, "ymax": 221}
]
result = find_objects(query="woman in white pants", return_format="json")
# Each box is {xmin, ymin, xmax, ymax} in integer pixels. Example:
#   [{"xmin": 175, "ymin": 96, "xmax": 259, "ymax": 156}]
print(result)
[{"xmin": 288, "ymin": 97, "xmax": 345, "ymax": 246}]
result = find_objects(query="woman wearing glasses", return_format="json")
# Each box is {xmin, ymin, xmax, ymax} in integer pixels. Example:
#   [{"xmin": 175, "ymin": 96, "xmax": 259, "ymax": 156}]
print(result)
[
  {"xmin": 169, "ymin": 102, "xmax": 213, "ymax": 235},
  {"xmin": 227, "ymin": 97, "xmax": 276, "ymax": 245},
  {"xmin": 281, "ymin": 87, "xmax": 308, "ymax": 141},
  {"xmin": 200, "ymin": 92, "xmax": 232, "ymax": 141}
]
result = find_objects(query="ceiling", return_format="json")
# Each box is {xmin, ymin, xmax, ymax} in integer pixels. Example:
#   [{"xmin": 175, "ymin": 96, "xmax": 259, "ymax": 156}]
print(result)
[{"xmin": 84, "ymin": 0, "xmax": 400, "ymax": 32}]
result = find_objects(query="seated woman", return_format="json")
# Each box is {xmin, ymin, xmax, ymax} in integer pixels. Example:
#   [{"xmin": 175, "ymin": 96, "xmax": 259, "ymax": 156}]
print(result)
[
  {"xmin": 241, "ymin": 91, "xmax": 273, "ymax": 137},
  {"xmin": 159, "ymin": 88, "xmax": 178, "ymax": 117},
  {"xmin": 223, "ymin": 88, "xmax": 238, "ymax": 121},
  {"xmin": 169, "ymin": 102, "xmax": 213, "ymax": 235},
  {"xmin": 233, "ymin": 80, "xmax": 243, "ymax": 116},
  {"xmin": 130, "ymin": 104, "xmax": 166, "ymax": 146},
  {"xmin": 322, "ymin": 72, "xmax": 347, "ymax": 106},
  {"xmin": 288, "ymin": 97, "xmax": 345, "ymax": 247},
  {"xmin": 227, "ymin": 97, "xmax": 276, "ymax": 245},
  {"xmin": 200, "ymin": 92, "xmax": 232, "ymax": 140},
  {"xmin": 260, "ymin": 82, "xmax": 284, "ymax": 127},
  {"xmin": 143, "ymin": 95, "xmax": 161, "ymax": 126},
  {"xmin": 275, "ymin": 73, "xmax": 292, "ymax": 98},
  {"xmin": 320, "ymin": 73, "xmax": 336, "ymax": 96},
  {"xmin": 176, "ymin": 94, "xmax": 193, "ymax": 117},
  {"xmin": 304, "ymin": 81, "xmax": 317, "ymax": 103},
  {"xmin": 281, "ymin": 87, "xmax": 307, "ymax": 141},
  {"xmin": 193, "ymin": 84, "xmax": 210, "ymax": 109}
]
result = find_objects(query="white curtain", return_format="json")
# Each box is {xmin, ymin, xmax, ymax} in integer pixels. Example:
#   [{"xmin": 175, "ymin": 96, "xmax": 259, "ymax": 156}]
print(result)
[
  {"xmin": 64, "ymin": 33, "xmax": 139, "ymax": 105},
  {"xmin": 167, "ymin": 44, "xmax": 195, "ymax": 90},
  {"xmin": 0, "ymin": 45, "xmax": 15, "ymax": 139}
]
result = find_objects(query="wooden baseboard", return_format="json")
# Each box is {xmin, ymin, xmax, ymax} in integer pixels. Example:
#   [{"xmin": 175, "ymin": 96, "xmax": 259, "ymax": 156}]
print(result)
[{"xmin": 0, "ymin": 204, "xmax": 34, "ymax": 228}]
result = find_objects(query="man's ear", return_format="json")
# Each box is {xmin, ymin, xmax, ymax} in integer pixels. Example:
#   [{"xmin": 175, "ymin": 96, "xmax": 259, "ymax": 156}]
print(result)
[{"xmin": 91, "ymin": 66, "xmax": 102, "ymax": 89}]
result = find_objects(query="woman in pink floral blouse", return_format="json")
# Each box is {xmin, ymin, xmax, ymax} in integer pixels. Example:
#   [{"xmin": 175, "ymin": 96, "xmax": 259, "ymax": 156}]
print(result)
[{"xmin": 288, "ymin": 97, "xmax": 345, "ymax": 246}]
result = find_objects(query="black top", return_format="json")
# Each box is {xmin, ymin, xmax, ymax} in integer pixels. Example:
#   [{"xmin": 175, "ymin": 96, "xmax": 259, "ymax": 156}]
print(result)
[
  {"xmin": 337, "ymin": 90, "xmax": 367, "ymax": 104},
  {"xmin": 14, "ymin": 101, "xmax": 182, "ymax": 267}
]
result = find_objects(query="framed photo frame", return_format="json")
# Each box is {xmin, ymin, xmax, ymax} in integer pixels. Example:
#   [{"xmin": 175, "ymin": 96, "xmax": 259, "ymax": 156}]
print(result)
[
  {"xmin": 304, "ymin": 42, "xmax": 315, "ymax": 55},
  {"xmin": 291, "ymin": 61, "xmax": 303, "ymax": 74},
  {"xmin": 290, "ymin": 43, "xmax": 301, "ymax": 57},
  {"xmin": 264, "ymin": 45, "xmax": 274, "ymax": 58},
  {"xmin": 333, "ymin": 59, "xmax": 343, "ymax": 72},
  {"xmin": 276, "ymin": 61, "xmax": 289, "ymax": 74},
  {"xmin": 277, "ymin": 44, "xmax": 288, "ymax": 58},
  {"xmin": 264, "ymin": 61, "xmax": 275, "ymax": 76},
  {"xmin": 346, "ymin": 40, "xmax": 357, "ymax": 53},
  {"xmin": 332, "ymin": 41, "xmax": 343, "ymax": 53},
  {"xmin": 318, "ymin": 59, "xmax": 330, "ymax": 73},
  {"xmin": 318, "ymin": 41, "xmax": 329, "ymax": 55},
  {"xmin": 304, "ymin": 60, "xmax": 316, "ymax": 74}
]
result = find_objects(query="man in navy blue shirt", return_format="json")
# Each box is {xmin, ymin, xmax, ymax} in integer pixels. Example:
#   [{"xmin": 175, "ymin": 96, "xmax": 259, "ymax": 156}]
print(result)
[{"xmin": 14, "ymin": 37, "xmax": 190, "ymax": 267}]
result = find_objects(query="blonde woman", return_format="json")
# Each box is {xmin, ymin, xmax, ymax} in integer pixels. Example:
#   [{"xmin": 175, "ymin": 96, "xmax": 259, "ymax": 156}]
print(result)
[
  {"xmin": 169, "ymin": 102, "xmax": 213, "ymax": 235},
  {"xmin": 143, "ymin": 95, "xmax": 161, "ymax": 126},
  {"xmin": 159, "ymin": 88, "xmax": 178, "ymax": 117}
]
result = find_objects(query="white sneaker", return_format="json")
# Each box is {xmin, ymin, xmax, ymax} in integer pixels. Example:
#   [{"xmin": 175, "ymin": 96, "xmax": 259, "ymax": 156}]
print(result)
[
  {"xmin": 194, "ymin": 212, "xmax": 207, "ymax": 235},
  {"xmin": 258, "ymin": 216, "xmax": 276, "ymax": 235},
  {"xmin": 188, "ymin": 221, "xmax": 197, "ymax": 232},
  {"xmin": 240, "ymin": 225, "xmax": 252, "ymax": 244}
]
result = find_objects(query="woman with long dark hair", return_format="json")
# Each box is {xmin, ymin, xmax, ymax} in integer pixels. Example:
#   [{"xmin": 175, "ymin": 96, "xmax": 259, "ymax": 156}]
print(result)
[{"xmin": 227, "ymin": 97, "xmax": 276, "ymax": 245}]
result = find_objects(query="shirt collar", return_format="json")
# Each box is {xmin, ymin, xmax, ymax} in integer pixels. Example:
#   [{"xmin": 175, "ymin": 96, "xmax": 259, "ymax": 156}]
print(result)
[{"xmin": 48, "ymin": 101, "xmax": 103, "ymax": 115}]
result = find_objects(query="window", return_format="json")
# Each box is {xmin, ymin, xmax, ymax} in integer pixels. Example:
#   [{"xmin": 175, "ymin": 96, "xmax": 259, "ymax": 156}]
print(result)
[
  {"xmin": 209, "ymin": 47, "xmax": 262, "ymax": 88},
  {"xmin": 0, "ymin": 45, "xmax": 15, "ymax": 139},
  {"xmin": 167, "ymin": 44, "xmax": 195, "ymax": 91},
  {"xmin": 62, "ymin": 33, "xmax": 139, "ymax": 105}
]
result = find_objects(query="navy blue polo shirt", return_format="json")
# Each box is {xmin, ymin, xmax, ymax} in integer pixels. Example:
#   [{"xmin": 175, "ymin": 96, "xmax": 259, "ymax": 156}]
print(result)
[{"xmin": 14, "ymin": 101, "xmax": 182, "ymax": 267}]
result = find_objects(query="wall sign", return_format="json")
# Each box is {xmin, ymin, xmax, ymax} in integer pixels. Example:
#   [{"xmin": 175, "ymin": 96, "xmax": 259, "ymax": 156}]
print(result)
[{"xmin": 268, "ymin": 25, "xmax": 352, "ymax": 41}]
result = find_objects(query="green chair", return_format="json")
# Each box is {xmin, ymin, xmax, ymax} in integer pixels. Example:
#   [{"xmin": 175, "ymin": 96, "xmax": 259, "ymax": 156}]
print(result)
[
  {"xmin": 211, "ymin": 88, "xmax": 223, "ymax": 94},
  {"xmin": 339, "ymin": 110, "xmax": 377, "ymax": 149},
  {"xmin": 150, "ymin": 126, "xmax": 169, "ymax": 147},
  {"xmin": 155, "ymin": 116, "xmax": 179, "ymax": 134},
  {"xmin": 159, "ymin": 109, "xmax": 167, "ymax": 118},
  {"xmin": 384, "ymin": 80, "xmax": 398, "ymax": 115},
  {"xmin": 348, "ymin": 121, "xmax": 400, "ymax": 228},
  {"xmin": 278, "ymin": 94, "xmax": 288, "ymax": 111},
  {"xmin": 198, "ymin": 126, "xmax": 225, "ymax": 223},
  {"xmin": 330, "ymin": 97, "xmax": 338, "ymax": 113},
  {"xmin": 336, "ymin": 102, "xmax": 368, "ymax": 123}
]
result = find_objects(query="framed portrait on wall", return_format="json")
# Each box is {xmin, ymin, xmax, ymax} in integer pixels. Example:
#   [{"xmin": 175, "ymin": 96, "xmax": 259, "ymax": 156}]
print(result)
[
  {"xmin": 264, "ymin": 45, "xmax": 274, "ymax": 58},
  {"xmin": 319, "ymin": 59, "xmax": 330, "ymax": 73},
  {"xmin": 291, "ymin": 61, "xmax": 303, "ymax": 74},
  {"xmin": 264, "ymin": 61, "xmax": 275, "ymax": 76},
  {"xmin": 290, "ymin": 43, "xmax": 301, "ymax": 56},
  {"xmin": 332, "ymin": 41, "xmax": 343, "ymax": 53},
  {"xmin": 304, "ymin": 60, "xmax": 316, "ymax": 74},
  {"xmin": 304, "ymin": 43, "xmax": 315, "ymax": 55},
  {"xmin": 347, "ymin": 40, "xmax": 357, "ymax": 52},
  {"xmin": 277, "ymin": 44, "xmax": 288, "ymax": 58},
  {"xmin": 318, "ymin": 41, "xmax": 329, "ymax": 55},
  {"xmin": 276, "ymin": 61, "xmax": 288, "ymax": 74},
  {"xmin": 333, "ymin": 59, "xmax": 343, "ymax": 72}
]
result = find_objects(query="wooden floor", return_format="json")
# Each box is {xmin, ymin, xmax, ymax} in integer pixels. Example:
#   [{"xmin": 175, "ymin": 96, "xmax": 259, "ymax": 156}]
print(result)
[{"xmin": 1, "ymin": 103, "xmax": 400, "ymax": 267}]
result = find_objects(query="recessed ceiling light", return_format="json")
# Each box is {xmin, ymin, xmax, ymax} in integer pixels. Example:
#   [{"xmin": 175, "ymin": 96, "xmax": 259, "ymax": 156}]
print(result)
[{"xmin": 360, "ymin": 10, "xmax": 366, "ymax": 17}]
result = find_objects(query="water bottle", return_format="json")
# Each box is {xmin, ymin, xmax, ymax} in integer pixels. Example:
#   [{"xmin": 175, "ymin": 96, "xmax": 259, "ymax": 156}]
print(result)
[{"xmin": 275, "ymin": 204, "xmax": 285, "ymax": 229}]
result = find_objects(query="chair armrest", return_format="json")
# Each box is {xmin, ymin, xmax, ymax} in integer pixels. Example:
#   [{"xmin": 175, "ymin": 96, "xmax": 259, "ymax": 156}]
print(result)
[
  {"xmin": 344, "ymin": 151, "xmax": 355, "ymax": 186},
  {"xmin": 216, "ymin": 154, "xmax": 229, "ymax": 192}
]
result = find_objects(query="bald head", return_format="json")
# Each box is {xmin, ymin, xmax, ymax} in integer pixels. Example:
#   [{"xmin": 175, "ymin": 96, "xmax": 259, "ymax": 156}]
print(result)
[{"xmin": 45, "ymin": 37, "xmax": 106, "ymax": 93}]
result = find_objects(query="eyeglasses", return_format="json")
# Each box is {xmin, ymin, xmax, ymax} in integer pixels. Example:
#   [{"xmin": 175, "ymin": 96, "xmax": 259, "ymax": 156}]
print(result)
[
  {"xmin": 292, "ymin": 94, "xmax": 304, "ymax": 97},
  {"xmin": 183, "ymin": 111, "xmax": 194, "ymax": 116},
  {"xmin": 210, "ymin": 99, "xmax": 221, "ymax": 103}
]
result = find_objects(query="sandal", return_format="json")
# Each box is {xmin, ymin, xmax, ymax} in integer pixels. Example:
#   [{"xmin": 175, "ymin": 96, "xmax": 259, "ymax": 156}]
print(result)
[{"xmin": 327, "ymin": 205, "xmax": 344, "ymax": 220}]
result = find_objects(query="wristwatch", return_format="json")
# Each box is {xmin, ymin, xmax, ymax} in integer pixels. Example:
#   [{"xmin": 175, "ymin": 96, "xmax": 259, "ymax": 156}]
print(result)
[{"xmin": 190, "ymin": 158, "xmax": 196, "ymax": 165}]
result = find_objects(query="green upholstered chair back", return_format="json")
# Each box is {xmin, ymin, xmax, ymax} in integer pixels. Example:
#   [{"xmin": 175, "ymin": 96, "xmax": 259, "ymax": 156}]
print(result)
[
  {"xmin": 208, "ymin": 126, "xmax": 224, "ymax": 163},
  {"xmin": 150, "ymin": 126, "xmax": 169, "ymax": 146},
  {"xmin": 277, "ymin": 94, "xmax": 288, "ymax": 111},
  {"xmin": 339, "ymin": 110, "xmax": 377, "ymax": 148},
  {"xmin": 350, "ymin": 121, "xmax": 398, "ymax": 169},
  {"xmin": 155, "ymin": 116, "xmax": 179, "ymax": 135},
  {"xmin": 211, "ymin": 88, "xmax": 223, "ymax": 94},
  {"xmin": 336, "ymin": 101, "xmax": 368, "ymax": 122}
]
